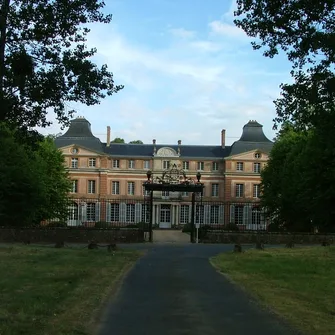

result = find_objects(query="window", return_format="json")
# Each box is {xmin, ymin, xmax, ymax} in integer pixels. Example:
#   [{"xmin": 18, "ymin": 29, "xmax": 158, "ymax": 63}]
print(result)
[
  {"xmin": 110, "ymin": 203, "xmax": 120, "ymax": 222},
  {"xmin": 197, "ymin": 161, "xmax": 204, "ymax": 171},
  {"xmin": 195, "ymin": 205, "xmax": 204, "ymax": 224},
  {"xmin": 183, "ymin": 161, "xmax": 189, "ymax": 170},
  {"xmin": 88, "ymin": 180, "xmax": 96, "ymax": 194},
  {"xmin": 112, "ymin": 181, "xmax": 119, "ymax": 195},
  {"xmin": 129, "ymin": 160, "xmax": 135, "ymax": 169},
  {"xmin": 162, "ymin": 191, "xmax": 170, "ymax": 198},
  {"xmin": 236, "ymin": 162, "xmax": 244, "ymax": 171},
  {"xmin": 210, "ymin": 205, "xmax": 219, "ymax": 224},
  {"xmin": 71, "ymin": 158, "xmax": 78, "ymax": 168},
  {"xmin": 212, "ymin": 184, "xmax": 219, "ymax": 197},
  {"xmin": 141, "ymin": 204, "xmax": 149, "ymax": 223},
  {"xmin": 144, "ymin": 160, "xmax": 150, "ymax": 169},
  {"xmin": 71, "ymin": 148, "xmax": 78, "ymax": 154},
  {"xmin": 88, "ymin": 158, "xmax": 96, "ymax": 167},
  {"xmin": 87, "ymin": 203, "xmax": 96, "ymax": 221},
  {"xmin": 212, "ymin": 162, "xmax": 219, "ymax": 171},
  {"xmin": 126, "ymin": 204, "xmax": 135, "ymax": 223},
  {"xmin": 142, "ymin": 186, "xmax": 150, "ymax": 196},
  {"xmin": 234, "ymin": 205, "xmax": 244, "ymax": 225},
  {"xmin": 252, "ymin": 207, "xmax": 261, "ymax": 225},
  {"xmin": 113, "ymin": 159, "xmax": 120, "ymax": 168},
  {"xmin": 253, "ymin": 184, "xmax": 260, "ymax": 198},
  {"xmin": 180, "ymin": 205, "xmax": 189, "ymax": 224},
  {"xmin": 163, "ymin": 160, "xmax": 170, "ymax": 169},
  {"xmin": 70, "ymin": 180, "xmax": 78, "ymax": 193},
  {"xmin": 181, "ymin": 192, "xmax": 189, "ymax": 197},
  {"xmin": 254, "ymin": 162, "xmax": 261, "ymax": 173},
  {"xmin": 128, "ymin": 182, "xmax": 135, "ymax": 195},
  {"xmin": 254, "ymin": 152, "xmax": 261, "ymax": 159},
  {"xmin": 235, "ymin": 184, "xmax": 244, "ymax": 197}
]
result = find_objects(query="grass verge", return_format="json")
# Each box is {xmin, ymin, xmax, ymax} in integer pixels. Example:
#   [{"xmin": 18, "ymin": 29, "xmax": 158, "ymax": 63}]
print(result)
[
  {"xmin": 0, "ymin": 244, "xmax": 141, "ymax": 335},
  {"xmin": 211, "ymin": 246, "xmax": 335, "ymax": 335}
]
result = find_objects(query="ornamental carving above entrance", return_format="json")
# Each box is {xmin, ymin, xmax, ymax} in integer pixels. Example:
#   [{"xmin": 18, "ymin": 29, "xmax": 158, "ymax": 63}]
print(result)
[{"xmin": 155, "ymin": 147, "xmax": 179, "ymax": 157}]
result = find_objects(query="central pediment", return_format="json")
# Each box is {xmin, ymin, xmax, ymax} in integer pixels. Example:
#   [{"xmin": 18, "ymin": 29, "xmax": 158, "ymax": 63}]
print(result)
[{"xmin": 155, "ymin": 147, "xmax": 179, "ymax": 157}]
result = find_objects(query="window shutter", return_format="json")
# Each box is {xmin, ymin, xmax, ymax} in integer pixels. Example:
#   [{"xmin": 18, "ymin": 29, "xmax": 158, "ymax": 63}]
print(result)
[
  {"xmin": 81, "ymin": 203, "xmax": 87, "ymax": 224},
  {"xmin": 230, "ymin": 205, "xmax": 235, "ymax": 224},
  {"xmin": 219, "ymin": 205, "xmax": 224, "ymax": 225},
  {"xmin": 106, "ymin": 203, "xmax": 111, "ymax": 222},
  {"xmin": 120, "ymin": 203, "xmax": 126, "ymax": 222},
  {"xmin": 95, "ymin": 202, "xmax": 100, "ymax": 222},
  {"xmin": 135, "ymin": 203, "xmax": 141, "ymax": 222}
]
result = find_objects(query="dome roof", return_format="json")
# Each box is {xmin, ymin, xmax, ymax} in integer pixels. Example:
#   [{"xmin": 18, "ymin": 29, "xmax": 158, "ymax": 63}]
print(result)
[
  {"xmin": 230, "ymin": 120, "xmax": 273, "ymax": 155},
  {"xmin": 54, "ymin": 117, "xmax": 103, "ymax": 152}
]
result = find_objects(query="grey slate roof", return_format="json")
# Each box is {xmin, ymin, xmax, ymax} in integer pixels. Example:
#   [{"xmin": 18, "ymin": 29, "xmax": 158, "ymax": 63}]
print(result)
[
  {"xmin": 229, "ymin": 120, "xmax": 273, "ymax": 156},
  {"xmin": 55, "ymin": 118, "xmax": 273, "ymax": 158}
]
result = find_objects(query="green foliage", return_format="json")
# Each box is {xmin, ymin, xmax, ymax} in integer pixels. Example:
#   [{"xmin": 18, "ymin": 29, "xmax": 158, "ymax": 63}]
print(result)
[
  {"xmin": 224, "ymin": 223, "xmax": 240, "ymax": 231},
  {"xmin": 0, "ymin": 123, "xmax": 71, "ymax": 226},
  {"xmin": 0, "ymin": 0, "xmax": 123, "ymax": 129},
  {"xmin": 129, "ymin": 140, "xmax": 143, "ymax": 144},
  {"xmin": 182, "ymin": 223, "xmax": 191, "ymax": 233},
  {"xmin": 95, "ymin": 221, "xmax": 111, "ymax": 228},
  {"xmin": 234, "ymin": 1, "xmax": 335, "ymax": 131},
  {"xmin": 111, "ymin": 137, "xmax": 125, "ymax": 143}
]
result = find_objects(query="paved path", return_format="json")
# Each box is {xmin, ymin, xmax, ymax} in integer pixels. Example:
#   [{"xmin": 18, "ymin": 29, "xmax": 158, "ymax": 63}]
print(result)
[
  {"xmin": 98, "ymin": 244, "xmax": 297, "ymax": 335},
  {"xmin": 153, "ymin": 230, "xmax": 190, "ymax": 243}
]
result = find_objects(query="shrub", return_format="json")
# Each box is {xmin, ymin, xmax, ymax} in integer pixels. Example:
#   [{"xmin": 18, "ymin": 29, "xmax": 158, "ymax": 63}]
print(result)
[
  {"xmin": 47, "ymin": 221, "xmax": 67, "ymax": 227},
  {"xmin": 95, "ymin": 221, "xmax": 111, "ymax": 228},
  {"xmin": 182, "ymin": 223, "xmax": 191, "ymax": 233},
  {"xmin": 223, "ymin": 223, "xmax": 240, "ymax": 231}
]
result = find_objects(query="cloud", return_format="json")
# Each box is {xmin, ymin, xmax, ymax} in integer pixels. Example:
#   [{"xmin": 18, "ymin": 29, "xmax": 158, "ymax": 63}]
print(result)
[
  {"xmin": 169, "ymin": 27, "xmax": 195, "ymax": 39},
  {"xmin": 209, "ymin": 21, "xmax": 247, "ymax": 39}
]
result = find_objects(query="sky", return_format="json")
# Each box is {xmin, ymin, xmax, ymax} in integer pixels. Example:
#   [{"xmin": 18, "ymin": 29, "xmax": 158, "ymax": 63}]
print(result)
[{"xmin": 38, "ymin": 0, "xmax": 292, "ymax": 146}]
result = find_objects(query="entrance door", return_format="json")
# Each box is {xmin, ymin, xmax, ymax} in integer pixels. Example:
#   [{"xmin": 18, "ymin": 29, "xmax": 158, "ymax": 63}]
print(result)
[{"xmin": 159, "ymin": 204, "xmax": 171, "ymax": 228}]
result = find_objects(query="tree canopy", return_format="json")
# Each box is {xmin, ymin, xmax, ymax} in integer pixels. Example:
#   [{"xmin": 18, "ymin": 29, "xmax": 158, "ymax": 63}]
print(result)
[
  {"xmin": 234, "ymin": 0, "xmax": 335, "ymax": 131},
  {"xmin": 0, "ymin": 124, "xmax": 71, "ymax": 226},
  {"xmin": 0, "ymin": 0, "xmax": 123, "ymax": 129},
  {"xmin": 111, "ymin": 137, "xmax": 125, "ymax": 143},
  {"xmin": 235, "ymin": 1, "xmax": 335, "ymax": 232},
  {"xmin": 129, "ymin": 140, "xmax": 143, "ymax": 144}
]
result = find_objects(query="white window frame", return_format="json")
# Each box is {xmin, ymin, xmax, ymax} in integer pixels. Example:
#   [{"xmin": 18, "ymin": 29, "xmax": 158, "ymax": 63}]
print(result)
[
  {"xmin": 197, "ymin": 161, "xmax": 204, "ymax": 171},
  {"xmin": 110, "ymin": 203, "xmax": 120, "ymax": 222},
  {"xmin": 162, "ymin": 191, "xmax": 169, "ymax": 199},
  {"xmin": 253, "ymin": 184, "xmax": 261, "ymax": 198},
  {"xmin": 180, "ymin": 205, "xmax": 189, "ymax": 224},
  {"xmin": 71, "ymin": 158, "xmax": 78, "ymax": 168},
  {"xmin": 236, "ymin": 162, "xmax": 244, "ymax": 171},
  {"xmin": 235, "ymin": 183, "xmax": 244, "ymax": 198},
  {"xmin": 212, "ymin": 162, "xmax": 219, "ymax": 171},
  {"xmin": 113, "ymin": 159, "xmax": 120, "ymax": 168},
  {"xmin": 181, "ymin": 192, "xmax": 189, "ymax": 197},
  {"xmin": 211, "ymin": 184, "xmax": 219, "ymax": 197},
  {"xmin": 129, "ymin": 160, "xmax": 135, "ymax": 169},
  {"xmin": 163, "ymin": 160, "xmax": 170, "ymax": 170},
  {"xmin": 144, "ymin": 160, "xmax": 150, "ymax": 169},
  {"xmin": 88, "ymin": 158, "xmax": 96, "ymax": 167},
  {"xmin": 128, "ymin": 182, "xmax": 135, "ymax": 195},
  {"xmin": 126, "ymin": 203, "xmax": 135, "ymax": 223},
  {"xmin": 210, "ymin": 205, "xmax": 219, "ymax": 224},
  {"xmin": 253, "ymin": 162, "xmax": 261, "ymax": 173},
  {"xmin": 86, "ymin": 203, "xmax": 96, "ymax": 221},
  {"xmin": 182, "ymin": 161, "xmax": 189, "ymax": 170},
  {"xmin": 88, "ymin": 180, "xmax": 96, "ymax": 194},
  {"xmin": 112, "ymin": 181, "xmax": 120, "ymax": 195},
  {"xmin": 71, "ymin": 180, "xmax": 78, "ymax": 193}
]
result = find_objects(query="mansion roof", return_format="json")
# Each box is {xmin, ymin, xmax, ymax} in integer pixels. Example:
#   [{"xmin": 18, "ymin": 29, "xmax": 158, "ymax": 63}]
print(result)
[{"xmin": 54, "ymin": 117, "xmax": 273, "ymax": 158}]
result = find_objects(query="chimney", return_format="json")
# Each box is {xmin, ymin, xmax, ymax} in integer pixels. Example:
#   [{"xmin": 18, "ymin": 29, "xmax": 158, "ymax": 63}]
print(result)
[
  {"xmin": 221, "ymin": 129, "xmax": 226, "ymax": 148},
  {"xmin": 107, "ymin": 126, "xmax": 111, "ymax": 146},
  {"xmin": 178, "ymin": 140, "xmax": 181, "ymax": 154},
  {"xmin": 153, "ymin": 139, "xmax": 157, "ymax": 154}
]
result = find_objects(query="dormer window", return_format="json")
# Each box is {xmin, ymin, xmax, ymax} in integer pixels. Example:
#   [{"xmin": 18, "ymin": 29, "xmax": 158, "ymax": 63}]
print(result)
[
  {"xmin": 71, "ymin": 148, "xmax": 79, "ymax": 154},
  {"xmin": 254, "ymin": 152, "xmax": 261, "ymax": 159}
]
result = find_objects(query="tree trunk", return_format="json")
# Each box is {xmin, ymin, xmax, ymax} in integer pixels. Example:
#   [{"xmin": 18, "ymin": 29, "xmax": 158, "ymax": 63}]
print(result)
[{"xmin": 0, "ymin": 0, "xmax": 11, "ymax": 121}]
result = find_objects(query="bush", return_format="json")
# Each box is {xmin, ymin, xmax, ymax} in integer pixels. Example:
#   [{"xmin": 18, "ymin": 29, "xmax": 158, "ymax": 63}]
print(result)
[
  {"xmin": 47, "ymin": 221, "xmax": 67, "ymax": 227},
  {"xmin": 95, "ymin": 221, "xmax": 111, "ymax": 228},
  {"xmin": 223, "ymin": 223, "xmax": 240, "ymax": 231},
  {"xmin": 182, "ymin": 223, "xmax": 191, "ymax": 233}
]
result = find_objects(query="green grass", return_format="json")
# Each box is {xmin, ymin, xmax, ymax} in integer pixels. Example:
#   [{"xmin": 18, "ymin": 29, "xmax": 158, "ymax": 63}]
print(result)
[
  {"xmin": 0, "ymin": 245, "xmax": 141, "ymax": 335},
  {"xmin": 211, "ymin": 246, "xmax": 335, "ymax": 335}
]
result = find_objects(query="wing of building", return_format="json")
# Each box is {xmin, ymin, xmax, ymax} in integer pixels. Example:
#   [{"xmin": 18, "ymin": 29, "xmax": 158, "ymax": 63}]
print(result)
[{"xmin": 54, "ymin": 117, "xmax": 273, "ymax": 230}]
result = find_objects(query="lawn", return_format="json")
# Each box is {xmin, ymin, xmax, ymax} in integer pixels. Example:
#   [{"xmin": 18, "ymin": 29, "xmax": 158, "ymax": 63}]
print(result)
[
  {"xmin": 211, "ymin": 246, "xmax": 335, "ymax": 335},
  {"xmin": 0, "ymin": 244, "xmax": 141, "ymax": 335}
]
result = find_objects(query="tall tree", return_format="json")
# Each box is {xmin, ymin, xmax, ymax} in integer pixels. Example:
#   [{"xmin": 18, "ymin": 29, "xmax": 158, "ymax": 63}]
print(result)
[
  {"xmin": 0, "ymin": 0, "xmax": 123, "ymax": 129},
  {"xmin": 111, "ymin": 137, "xmax": 125, "ymax": 143},
  {"xmin": 129, "ymin": 140, "xmax": 143, "ymax": 144},
  {"xmin": 234, "ymin": 0, "xmax": 335, "ymax": 131}
]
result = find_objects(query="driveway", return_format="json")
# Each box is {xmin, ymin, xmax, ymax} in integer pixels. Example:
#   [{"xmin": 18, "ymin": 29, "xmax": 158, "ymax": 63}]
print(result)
[{"xmin": 98, "ymin": 244, "xmax": 297, "ymax": 335}]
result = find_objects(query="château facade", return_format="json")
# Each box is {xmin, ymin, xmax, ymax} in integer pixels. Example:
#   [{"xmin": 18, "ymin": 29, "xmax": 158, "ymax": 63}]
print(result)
[{"xmin": 55, "ymin": 117, "xmax": 273, "ymax": 229}]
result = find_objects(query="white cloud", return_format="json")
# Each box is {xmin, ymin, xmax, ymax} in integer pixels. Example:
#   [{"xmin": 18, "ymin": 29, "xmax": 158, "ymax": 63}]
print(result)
[
  {"xmin": 169, "ymin": 27, "xmax": 195, "ymax": 39},
  {"xmin": 209, "ymin": 21, "xmax": 247, "ymax": 39}
]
